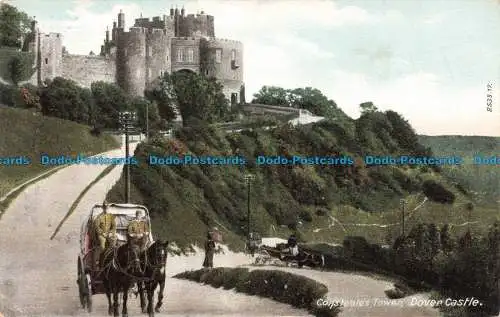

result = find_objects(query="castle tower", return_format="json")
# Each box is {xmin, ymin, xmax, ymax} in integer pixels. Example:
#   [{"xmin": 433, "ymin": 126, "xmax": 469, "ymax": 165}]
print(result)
[
  {"xmin": 118, "ymin": 10, "xmax": 125, "ymax": 29},
  {"xmin": 116, "ymin": 26, "xmax": 147, "ymax": 96},
  {"xmin": 112, "ymin": 21, "xmax": 117, "ymax": 41}
]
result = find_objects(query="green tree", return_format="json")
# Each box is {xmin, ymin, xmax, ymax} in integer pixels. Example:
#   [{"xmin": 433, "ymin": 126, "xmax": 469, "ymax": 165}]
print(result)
[
  {"xmin": 252, "ymin": 85, "xmax": 342, "ymax": 118},
  {"xmin": 90, "ymin": 81, "xmax": 131, "ymax": 129},
  {"xmin": 132, "ymin": 96, "xmax": 163, "ymax": 133},
  {"xmin": 8, "ymin": 55, "xmax": 24, "ymax": 86},
  {"xmin": 0, "ymin": 4, "xmax": 32, "ymax": 48},
  {"xmin": 39, "ymin": 77, "xmax": 93, "ymax": 124},
  {"xmin": 252, "ymin": 86, "xmax": 289, "ymax": 106},
  {"xmin": 6, "ymin": 53, "xmax": 35, "ymax": 86},
  {"xmin": 144, "ymin": 76, "xmax": 177, "ymax": 122},
  {"xmin": 288, "ymin": 87, "xmax": 338, "ymax": 117},
  {"xmin": 146, "ymin": 71, "xmax": 229, "ymax": 126},
  {"xmin": 359, "ymin": 101, "xmax": 378, "ymax": 114}
]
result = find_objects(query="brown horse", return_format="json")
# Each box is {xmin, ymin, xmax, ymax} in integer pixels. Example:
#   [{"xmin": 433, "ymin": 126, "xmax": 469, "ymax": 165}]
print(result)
[{"xmin": 101, "ymin": 242, "xmax": 143, "ymax": 317}]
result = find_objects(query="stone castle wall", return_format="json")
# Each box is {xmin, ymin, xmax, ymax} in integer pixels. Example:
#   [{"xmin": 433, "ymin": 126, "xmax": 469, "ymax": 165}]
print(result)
[{"xmin": 61, "ymin": 54, "xmax": 115, "ymax": 87}]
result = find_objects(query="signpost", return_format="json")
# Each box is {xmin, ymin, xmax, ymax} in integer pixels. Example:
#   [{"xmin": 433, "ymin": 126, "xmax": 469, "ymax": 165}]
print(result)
[{"xmin": 119, "ymin": 111, "xmax": 137, "ymax": 203}]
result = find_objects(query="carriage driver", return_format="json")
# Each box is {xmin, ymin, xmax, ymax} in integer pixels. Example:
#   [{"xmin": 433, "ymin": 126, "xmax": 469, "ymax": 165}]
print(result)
[
  {"xmin": 127, "ymin": 210, "xmax": 149, "ymax": 251},
  {"xmin": 93, "ymin": 202, "xmax": 117, "ymax": 266}
]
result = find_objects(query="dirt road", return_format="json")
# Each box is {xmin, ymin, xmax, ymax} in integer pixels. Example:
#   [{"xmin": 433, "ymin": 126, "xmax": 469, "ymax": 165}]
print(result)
[{"xmin": 0, "ymin": 142, "xmax": 309, "ymax": 316}]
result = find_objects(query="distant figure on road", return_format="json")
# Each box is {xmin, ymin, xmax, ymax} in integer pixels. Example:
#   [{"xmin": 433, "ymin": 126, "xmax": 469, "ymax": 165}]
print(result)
[
  {"xmin": 287, "ymin": 233, "xmax": 299, "ymax": 256},
  {"xmin": 203, "ymin": 232, "xmax": 216, "ymax": 269}
]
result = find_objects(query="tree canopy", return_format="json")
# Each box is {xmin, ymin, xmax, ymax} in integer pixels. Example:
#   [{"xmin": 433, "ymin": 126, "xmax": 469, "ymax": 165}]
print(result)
[
  {"xmin": 39, "ymin": 77, "xmax": 94, "ymax": 125},
  {"xmin": 0, "ymin": 4, "xmax": 32, "ymax": 48},
  {"xmin": 145, "ymin": 71, "xmax": 229, "ymax": 126},
  {"xmin": 90, "ymin": 81, "xmax": 131, "ymax": 129},
  {"xmin": 251, "ymin": 85, "xmax": 340, "ymax": 118}
]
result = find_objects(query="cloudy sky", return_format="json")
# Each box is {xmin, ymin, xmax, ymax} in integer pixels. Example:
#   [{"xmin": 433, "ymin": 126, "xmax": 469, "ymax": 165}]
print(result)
[{"xmin": 8, "ymin": 0, "xmax": 500, "ymax": 136}]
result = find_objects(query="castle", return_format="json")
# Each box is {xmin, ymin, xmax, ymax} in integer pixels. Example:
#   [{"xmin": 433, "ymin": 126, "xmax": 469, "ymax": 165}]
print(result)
[{"xmin": 27, "ymin": 7, "xmax": 245, "ymax": 104}]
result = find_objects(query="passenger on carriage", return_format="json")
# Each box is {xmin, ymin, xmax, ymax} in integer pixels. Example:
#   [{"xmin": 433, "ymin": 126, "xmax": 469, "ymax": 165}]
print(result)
[{"xmin": 127, "ymin": 210, "xmax": 149, "ymax": 251}]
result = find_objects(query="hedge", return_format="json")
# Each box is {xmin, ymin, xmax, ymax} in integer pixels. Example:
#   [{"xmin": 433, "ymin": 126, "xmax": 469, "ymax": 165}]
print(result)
[{"xmin": 174, "ymin": 267, "xmax": 342, "ymax": 317}]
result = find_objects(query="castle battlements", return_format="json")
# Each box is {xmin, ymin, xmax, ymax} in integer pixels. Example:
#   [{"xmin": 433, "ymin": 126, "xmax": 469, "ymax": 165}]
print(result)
[
  {"xmin": 65, "ymin": 53, "xmax": 111, "ymax": 60},
  {"xmin": 42, "ymin": 32, "xmax": 62, "ymax": 38},
  {"xmin": 205, "ymin": 38, "xmax": 243, "ymax": 45}
]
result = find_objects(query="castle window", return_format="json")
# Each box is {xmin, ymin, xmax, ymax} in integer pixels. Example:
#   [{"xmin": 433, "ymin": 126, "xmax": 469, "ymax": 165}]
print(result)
[
  {"xmin": 147, "ymin": 46, "xmax": 152, "ymax": 57},
  {"xmin": 231, "ymin": 49, "xmax": 236, "ymax": 61},
  {"xmin": 187, "ymin": 48, "xmax": 194, "ymax": 62},
  {"xmin": 177, "ymin": 48, "xmax": 184, "ymax": 62},
  {"xmin": 215, "ymin": 49, "xmax": 222, "ymax": 63},
  {"xmin": 45, "ymin": 58, "xmax": 48, "ymax": 64}
]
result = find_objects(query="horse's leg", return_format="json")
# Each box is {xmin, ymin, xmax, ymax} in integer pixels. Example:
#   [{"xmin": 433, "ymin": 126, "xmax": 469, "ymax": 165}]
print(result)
[
  {"xmin": 155, "ymin": 277, "xmax": 165, "ymax": 312},
  {"xmin": 138, "ymin": 281, "xmax": 146, "ymax": 313},
  {"xmin": 122, "ymin": 285, "xmax": 129, "ymax": 317},
  {"xmin": 147, "ymin": 281, "xmax": 155, "ymax": 317},
  {"xmin": 105, "ymin": 282, "xmax": 113, "ymax": 316},
  {"xmin": 113, "ymin": 287, "xmax": 119, "ymax": 317}
]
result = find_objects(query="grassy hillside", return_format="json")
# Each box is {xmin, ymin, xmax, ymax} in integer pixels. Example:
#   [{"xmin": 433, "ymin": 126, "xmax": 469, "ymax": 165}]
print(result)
[
  {"xmin": 107, "ymin": 110, "xmax": 499, "ymax": 251},
  {"xmin": 0, "ymin": 106, "xmax": 119, "ymax": 197},
  {"xmin": 418, "ymin": 135, "xmax": 500, "ymax": 207}
]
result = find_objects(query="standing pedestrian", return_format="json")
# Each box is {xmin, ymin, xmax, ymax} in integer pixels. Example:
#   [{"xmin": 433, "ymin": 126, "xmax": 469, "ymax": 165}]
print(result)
[{"xmin": 203, "ymin": 232, "xmax": 216, "ymax": 269}]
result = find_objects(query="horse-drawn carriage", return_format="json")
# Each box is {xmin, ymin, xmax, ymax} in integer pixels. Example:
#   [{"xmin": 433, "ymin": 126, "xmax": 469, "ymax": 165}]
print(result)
[
  {"xmin": 77, "ymin": 203, "xmax": 153, "ymax": 312},
  {"xmin": 254, "ymin": 242, "xmax": 326, "ymax": 269}
]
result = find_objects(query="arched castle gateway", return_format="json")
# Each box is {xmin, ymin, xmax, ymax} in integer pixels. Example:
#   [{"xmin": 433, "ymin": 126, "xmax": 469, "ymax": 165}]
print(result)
[{"xmin": 26, "ymin": 6, "xmax": 245, "ymax": 105}]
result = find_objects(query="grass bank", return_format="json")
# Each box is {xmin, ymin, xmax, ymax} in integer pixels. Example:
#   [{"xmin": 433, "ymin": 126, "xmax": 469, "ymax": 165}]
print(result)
[{"xmin": 0, "ymin": 106, "xmax": 119, "ymax": 198}]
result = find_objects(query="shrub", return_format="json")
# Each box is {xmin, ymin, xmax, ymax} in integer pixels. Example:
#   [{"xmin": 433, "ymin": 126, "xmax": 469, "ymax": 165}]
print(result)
[
  {"xmin": 299, "ymin": 209, "xmax": 313, "ymax": 222},
  {"xmin": 422, "ymin": 180, "xmax": 455, "ymax": 204},
  {"xmin": 385, "ymin": 288, "xmax": 406, "ymax": 299},
  {"xmin": 316, "ymin": 207, "xmax": 329, "ymax": 216},
  {"xmin": 90, "ymin": 126, "xmax": 101, "ymax": 136},
  {"xmin": 174, "ymin": 267, "xmax": 340, "ymax": 316}
]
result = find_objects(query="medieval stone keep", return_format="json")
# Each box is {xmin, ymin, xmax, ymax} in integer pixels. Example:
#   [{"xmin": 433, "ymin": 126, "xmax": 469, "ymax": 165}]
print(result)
[{"xmin": 28, "ymin": 7, "xmax": 245, "ymax": 104}]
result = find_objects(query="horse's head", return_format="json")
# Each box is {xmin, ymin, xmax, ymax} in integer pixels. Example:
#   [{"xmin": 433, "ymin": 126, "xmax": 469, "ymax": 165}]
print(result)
[
  {"xmin": 126, "ymin": 243, "xmax": 143, "ymax": 273},
  {"xmin": 149, "ymin": 240, "xmax": 169, "ymax": 268}
]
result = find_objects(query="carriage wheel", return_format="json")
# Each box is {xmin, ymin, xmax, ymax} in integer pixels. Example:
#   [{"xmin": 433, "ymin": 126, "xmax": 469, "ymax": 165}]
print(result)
[
  {"xmin": 85, "ymin": 273, "xmax": 92, "ymax": 313},
  {"xmin": 77, "ymin": 258, "xmax": 85, "ymax": 308}
]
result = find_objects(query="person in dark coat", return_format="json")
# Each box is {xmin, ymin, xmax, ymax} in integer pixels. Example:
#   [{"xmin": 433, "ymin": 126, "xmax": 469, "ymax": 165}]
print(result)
[
  {"xmin": 288, "ymin": 233, "xmax": 297, "ymax": 248},
  {"xmin": 203, "ymin": 232, "xmax": 216, "ymax": 268}
]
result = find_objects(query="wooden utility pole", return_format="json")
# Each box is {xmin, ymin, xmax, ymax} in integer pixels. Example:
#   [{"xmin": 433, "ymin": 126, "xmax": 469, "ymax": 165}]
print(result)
[{"xmin": 400, "ymin": 199, "xmax": 406, "ymax": 237}]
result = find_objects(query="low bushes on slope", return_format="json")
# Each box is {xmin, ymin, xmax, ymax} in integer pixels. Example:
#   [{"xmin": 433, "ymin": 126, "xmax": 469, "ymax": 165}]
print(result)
[{"xmin": 174, "ymin": 267, "xmax": 342, "ymax": 317}]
